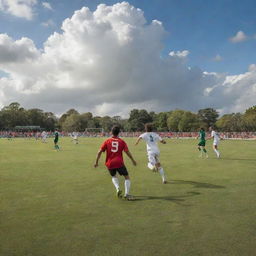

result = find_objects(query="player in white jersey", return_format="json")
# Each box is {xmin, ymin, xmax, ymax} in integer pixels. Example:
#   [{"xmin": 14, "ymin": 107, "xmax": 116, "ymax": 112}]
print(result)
[
  {"xmin": 72, "ymin": 132, "xmax": 79, "ymax": 144},
  {"xmin": 209, "ymin": 126, "xmax": 221, "ymax": 158},
  {"xmin": 135, "ymin": 123, "xmax": 167, "ymax": 184},
  {"xmin": 41, "ymin": 131, "xmax": 47, "ymax": 143}
]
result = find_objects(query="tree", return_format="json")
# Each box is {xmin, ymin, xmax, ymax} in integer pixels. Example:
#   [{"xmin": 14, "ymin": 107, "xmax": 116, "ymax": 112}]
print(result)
[
  {"xmin": 178, "ymin": 111, "xmax": 199, "ymax": 132},
  {"xmin": 0, "ymin": 102, "xmax": 28, "ymax": 129},
  {"xmin": 62, "ymin": 114, "xmax": 80, "ymax": 132},
  {"xmin": 197, "ymin": 108, "xmax": 219, "ymax": 128},
  {"xmin": 79, "ymin": 112, "xmax": 93, "ymax": 130},
  {"xmin": 128, "ymin": 109, "xmax": 153, "ymax": 131},
  {"xmin": 99, "ymin": 116, "xmax": 114, "ymax": 132},
  {"xmin": 243, "ymin": 106, "xmax": 256, "ymax": 131},
  {"xmin": 167, "ymin": 110, "xmax": 185, "ymax": 131},
  {"xmin": 154, "ymin": 112, "xmax": 168, "ymax": 131},
  {"xmin": 216, "ymin": 113, "xmax": 245, "ymax": 132}
]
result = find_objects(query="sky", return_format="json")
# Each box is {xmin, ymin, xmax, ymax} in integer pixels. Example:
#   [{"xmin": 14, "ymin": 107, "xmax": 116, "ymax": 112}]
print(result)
[{"xmin": 0, "ymin": 0, "xmax": 256, "ymax": 117}]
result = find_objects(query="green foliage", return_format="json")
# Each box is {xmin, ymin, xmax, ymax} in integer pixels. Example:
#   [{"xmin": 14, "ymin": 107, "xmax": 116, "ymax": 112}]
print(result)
[
  {"xmin": 216, "ymin": 113, "xmax": 245, "ymax": 131},
  {"xmin": 1, "ymin": 103, "xmax": 256, "ymax": 132},
  {"xmin": 243, "ymin": 105, "xmax": 256, "ymax": 131},
  {"xmin": 198, "ymin": 108, "xmax": 219, "ymax": 128},
  {"xmin": 128, "ymin": 109, "xmax": 153, "ymax": 131}
]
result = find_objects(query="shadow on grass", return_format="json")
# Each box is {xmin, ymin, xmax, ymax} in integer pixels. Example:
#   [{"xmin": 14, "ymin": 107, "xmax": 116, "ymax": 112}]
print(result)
[
  {"xmin": 133, "ymin": 191, "xmax": 200, "ymax": 206},
  {"xmin": 170, "ymin": 180, "xmax": 225, "ymax": 189},
  {"xmin": 221, "ymin": 158, "xmax": 256, "ymax": 161}
]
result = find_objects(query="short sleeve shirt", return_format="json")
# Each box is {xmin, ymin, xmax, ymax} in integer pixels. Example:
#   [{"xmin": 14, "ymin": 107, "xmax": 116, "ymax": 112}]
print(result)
[
  {"xmin": 211, "ymin": 131, "xmax": 220, "ymax": 141},
  {"xmin": 139, "ymin": 132, "xmax": 162, "ymax": 154},
  {"xmin": 100, "ymin": 137, "xmax": 128, "ymax": 169}
]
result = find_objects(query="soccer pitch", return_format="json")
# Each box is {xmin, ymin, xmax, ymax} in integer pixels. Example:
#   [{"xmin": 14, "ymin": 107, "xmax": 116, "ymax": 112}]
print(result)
[{"xmin": 1, "ymin": 138, "xmax": 256, "ymax": 256}]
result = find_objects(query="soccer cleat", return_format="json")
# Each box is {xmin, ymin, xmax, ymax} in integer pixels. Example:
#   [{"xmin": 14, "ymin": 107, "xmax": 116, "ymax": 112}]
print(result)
[
  {"xmin": 116, "ymin": 190, "xmax": 122, "ymax": 198},
  {"xmin": 163, "ymin": 180, "xmax": 167, "ymax": 184},
  {"xmin": 124, "ymin": 194, "xmax": 135, "ymax": 201}
]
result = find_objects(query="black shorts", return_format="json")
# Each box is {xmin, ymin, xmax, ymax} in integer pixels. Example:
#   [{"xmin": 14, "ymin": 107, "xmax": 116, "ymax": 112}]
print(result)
[
  {"xmin": 198, "ymin": 141, "xmax": 206, "ymax": 147},
  {"xmin": 108, "ymin": 166, "xmax": 129, "ymax": 177}
]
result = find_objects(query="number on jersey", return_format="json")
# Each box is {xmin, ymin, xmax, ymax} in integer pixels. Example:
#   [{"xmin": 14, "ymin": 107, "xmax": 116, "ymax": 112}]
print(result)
[{"xmin": 111, "ymin": 141, "xmax": 119, "ymax": 152}]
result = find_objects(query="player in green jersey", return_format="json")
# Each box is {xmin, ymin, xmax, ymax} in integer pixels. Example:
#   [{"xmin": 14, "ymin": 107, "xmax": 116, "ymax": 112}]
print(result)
[
  {"xmin": 54, "ymin": 130, "xmax": 60, "ymax": 150},
  {"xmin": 197, "ymin": 128, "xmax": 208, "ymax": 158}
]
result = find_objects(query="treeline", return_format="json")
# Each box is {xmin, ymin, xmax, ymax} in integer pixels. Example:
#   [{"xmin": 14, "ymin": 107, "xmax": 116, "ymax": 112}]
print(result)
[{"xmin": 0, "ymin": 102, "xmax": 256, "ymax": 132}]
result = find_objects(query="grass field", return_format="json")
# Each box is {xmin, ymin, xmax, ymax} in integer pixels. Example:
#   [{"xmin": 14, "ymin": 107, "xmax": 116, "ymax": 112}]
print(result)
[{"xmin": 1, "ymin": 137, "xmax": 256, "ymax": 256}]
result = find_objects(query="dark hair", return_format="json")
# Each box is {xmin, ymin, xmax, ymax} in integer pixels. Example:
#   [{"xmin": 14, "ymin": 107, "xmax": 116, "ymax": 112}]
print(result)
[
  {"xmin": 200, "ymin": 127, "xmax": 205, "ymax": 131},
  {"xmin": 111, "ymin": 126, "xmax": 120, "ymax": 136},
  {"xmin": 145, "ymin": 123, "xmax": 153, "ymax": 132}
]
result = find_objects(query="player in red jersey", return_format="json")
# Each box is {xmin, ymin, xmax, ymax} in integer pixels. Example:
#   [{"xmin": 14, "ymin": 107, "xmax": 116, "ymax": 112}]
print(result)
[{"xmin": 94, "ymin": 126, "xmax": 137, "ymax": 200}]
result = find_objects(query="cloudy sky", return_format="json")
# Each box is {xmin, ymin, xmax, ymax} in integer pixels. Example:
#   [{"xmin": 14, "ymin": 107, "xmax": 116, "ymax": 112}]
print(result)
[{"xmin": 0, "ymin": 0, "xmax": 256, "ymax": 116}]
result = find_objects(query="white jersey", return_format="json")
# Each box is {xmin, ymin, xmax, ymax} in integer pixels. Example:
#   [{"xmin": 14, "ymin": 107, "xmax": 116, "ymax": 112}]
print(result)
[
  {"xmin": 211, "ymin": 130, "xmax": 220, "ymax": 144},
  {"xmin": 41, "ymin": 131, "xmax": 47, "ymax": 138},
  {"xmin": 139, "ymin": 132, "xmax": 162, "ymax": 154}
]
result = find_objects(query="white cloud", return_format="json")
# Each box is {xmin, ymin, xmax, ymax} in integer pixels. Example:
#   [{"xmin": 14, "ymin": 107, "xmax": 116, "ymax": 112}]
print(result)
[
  {"xmin": 229, "ymin": 30, "xmax": 248, "ymax": 43},
  {"xmin": 213, "ymin": 54, "xmax": 222, "ymax": 62},
  {"xmin": 41, "ymin": 19, "xmax": 55, "ymax": 27},
  {"xmin": 42, "ymin": 2, "xmax": 52, "ymax": 10},
  {"xmin": 0, "ymin": 2, "xmax": 255, "ymax": 116},
  {"xmin": 169, "ymin": 50, "xmax": 189, "ymax": 58},
  {"xmin": 0, "ymin": 0, "xmax": 37, "ymax": 20}
]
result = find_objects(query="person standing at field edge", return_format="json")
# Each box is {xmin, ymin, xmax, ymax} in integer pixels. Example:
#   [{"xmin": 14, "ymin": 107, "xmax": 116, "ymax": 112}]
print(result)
[{"xmin": 94, "ymin": 126, "xmax": 137, "ymax": 200}]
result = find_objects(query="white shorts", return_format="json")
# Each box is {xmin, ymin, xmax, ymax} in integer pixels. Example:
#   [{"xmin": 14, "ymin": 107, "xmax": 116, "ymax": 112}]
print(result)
[
  {"xmin": 213, "ymin": 140, "xmax": 220, "ymax": 146},
  {"xmin": 147, "ymin": 151, "xmax": 160, "ymax": 166}
]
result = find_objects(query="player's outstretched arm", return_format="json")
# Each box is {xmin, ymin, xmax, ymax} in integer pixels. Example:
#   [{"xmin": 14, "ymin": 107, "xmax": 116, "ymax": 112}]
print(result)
[
  {"xmin": 125, "ymin": 151, "xmax": 137, "ymax": 166},
  {"xmin": 94, "ymin": 150, "xmax": 103, "ymax": 168},
  {"xmin": 135, "ymin": 137, "xmax": 142, "ymax": 146}
]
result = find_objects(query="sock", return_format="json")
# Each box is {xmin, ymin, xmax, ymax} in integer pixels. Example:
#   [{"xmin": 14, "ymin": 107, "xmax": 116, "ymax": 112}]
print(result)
[
  {"xmin": 159, "ymin": 167, "xmax": 166, "ymax": 182},
  {"xmin": 214, "ymin": 149, "xmax": 220, "ymax": 157},
  {"xmin": 124, "ymin": 179, "xmax": 131, "ymax": 195},
  {"xmin": 112, "ymin": 177, "xmax": 120, "ymax": 192}
]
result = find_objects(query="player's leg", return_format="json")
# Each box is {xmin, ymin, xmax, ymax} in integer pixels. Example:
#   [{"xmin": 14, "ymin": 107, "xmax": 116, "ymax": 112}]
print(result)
[
  {"xmin": 147, "ymin": 153, "xmax": 157, "ymax": 172},
  {"xmin": 202, "ymin": 146, "xmax": 208, "ymax": 158},
  {"xmin": 155, "ymin": 156, "xmax": 167, "ymax": 184},
  {"xmin": 118, "ymin": 166, "xmax": 134, "ymax": 200},
  {"xmin": 109, "ymin": 169, "xmax": 122, "ymax": 197},
  {"xmin": 213, "ymin": 144, "xmax": 220, "ymax": 158}
]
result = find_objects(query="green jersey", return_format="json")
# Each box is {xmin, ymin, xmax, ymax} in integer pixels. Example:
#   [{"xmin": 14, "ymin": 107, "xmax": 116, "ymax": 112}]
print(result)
[
  {"xmin": 54, "ymin": 131, "xmax": 59, "ymax": 142},
  {"xmin": 199, "ymin": 130, "xmax": 206, "ymax": 141}
]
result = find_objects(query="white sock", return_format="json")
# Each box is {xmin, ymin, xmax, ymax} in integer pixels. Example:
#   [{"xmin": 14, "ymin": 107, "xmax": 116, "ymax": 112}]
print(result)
[
  {"xmin": 214, "ymin": 149, "xmax": 220, "ymax": 157},
  {"xmin": 159, "ymin": 167, "xmax": 166, "ymax": 182},
  {"xmin": 112, "ymin": 177, "xmax": 119, "ymax": 192},
  {"xmin": 147, "ymin": 162, "xmax": 155, "ymax": 170},
  {"xmin": 124, "ymin": 179, "xmax": 131, "ymax": 195}
]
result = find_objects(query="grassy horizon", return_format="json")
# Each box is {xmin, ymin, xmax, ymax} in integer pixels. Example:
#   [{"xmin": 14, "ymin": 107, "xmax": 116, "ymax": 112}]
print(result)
[{"xmin": 1, "ymin": 137, "xmax": 256, "ymax": 256}]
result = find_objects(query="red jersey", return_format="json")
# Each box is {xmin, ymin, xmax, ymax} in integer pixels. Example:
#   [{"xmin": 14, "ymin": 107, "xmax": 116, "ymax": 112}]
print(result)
[{"xmin": 100, "ymin": 137, "xmax": 129, "ymax": 169}]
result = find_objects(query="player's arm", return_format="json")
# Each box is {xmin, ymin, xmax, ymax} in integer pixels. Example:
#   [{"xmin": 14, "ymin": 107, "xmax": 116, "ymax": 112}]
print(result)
[
  {"xmin": 94, "ymin": 149, "xmax": 103, "ymax": 168},
  {"xmin": 135, "ymin": 137, "xmax": 142, "ymax": 146},
  {"xmin": 160, "ymin": 139, "xmax": 166, "ymax": 144},
  {"xmin": 125, "ymin": 150, "xmax": 137, "ymax": 166}
]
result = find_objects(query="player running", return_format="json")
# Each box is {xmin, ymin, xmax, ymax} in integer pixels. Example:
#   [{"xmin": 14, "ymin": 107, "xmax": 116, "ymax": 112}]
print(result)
[
  {"xmin": 209, "ymin": 126, "xmax": 221, "ymax": 158},
  {"xmin": 94, "ymin": 126, "xmax": 137, "ymax": 200},
  {"xmin": 41, "ymin": 131, "xmax": 47, "ymax": 143},
  {"xmin": 72, "ymin": 132, "xmax": 79, "ymax": 144},
  {"xmin": 197, "ymin": 128, "xmax": 208, "ymax": 158},
  {"xmin": 54, "ymin": 130, "xmax": 60, "ymax": 151},
  {"xmin": 135, "ymin": 123, "xmax": 167, "ymax": 184}
]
